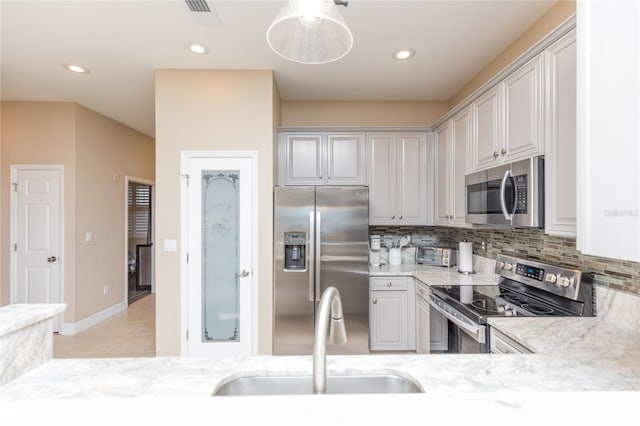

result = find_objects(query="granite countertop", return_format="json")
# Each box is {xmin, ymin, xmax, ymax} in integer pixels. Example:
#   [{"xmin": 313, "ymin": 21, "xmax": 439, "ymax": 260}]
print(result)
[
  {"xmin": 2, "ymin": 351, "xmax": 640, "ymax": 425},
  {"xmin": 0, "ymin": 304, "xmax": 66, "ymax": 337},
  {"xmin": 369, "ymin": 263, "xmax": 500, "ymax": 287}
]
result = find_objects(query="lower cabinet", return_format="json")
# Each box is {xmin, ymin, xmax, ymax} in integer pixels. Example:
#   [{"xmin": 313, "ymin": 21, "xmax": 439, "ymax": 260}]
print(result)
[
  {"xmin": 489, "ymin": 327, "xmax": 533, "ymax": 354},
  {"xmin": 415, "ymin": 281, "xmax": 448, "ymax": 353},
  {"xmin": 369, "ymin": 277, "xmax": 415, "ymax": 351}
]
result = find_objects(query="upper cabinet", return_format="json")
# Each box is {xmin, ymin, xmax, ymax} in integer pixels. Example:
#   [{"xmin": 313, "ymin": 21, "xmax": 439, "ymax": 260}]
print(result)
[
  {"xmin": 471, "ymin": 85, "xmax": 503, "ymax": 171},
  {"xmin": 368, "ymin": 132, "xmax": 430, "ymax": 226},
  {"xmin": 503, "ymin": 55, "xmax": 544, "ymax": 163},
  {"xmin": 577, "ymin": 2, "xmax": 640, "ymax": 261},
  {"xmin": 435, "ymin": 106, "xmax": 472, "ymax": 228},
  {"xmin": 470, "ymin": 55, "xmax": 544, "ymax": 173},
  {"xmin": 280, "ymin": 132, "xmax": 365, "ymax": 186},
  {"xmin": 545, "ymin": 30, "xmax": 577, "ymax": 237}
]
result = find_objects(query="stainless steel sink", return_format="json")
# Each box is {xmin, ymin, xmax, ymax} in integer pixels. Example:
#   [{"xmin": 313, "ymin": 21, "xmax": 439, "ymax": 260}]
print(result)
[{"xmin": 213, "ymin": 374, "xmax": 424, "ymax": 396}]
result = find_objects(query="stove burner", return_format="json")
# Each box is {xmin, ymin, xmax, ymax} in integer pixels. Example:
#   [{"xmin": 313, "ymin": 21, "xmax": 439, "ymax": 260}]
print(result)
[
  {"xmin": 521, "ymin": 304, "xmax": 554, "ymax": 315},
  {"xmin": 501, "ymin": 293, "xmax": 527, "ymax": 304},
  {"xmin": 471, "ymin": 298, "xmax": 499, "ymax": 314}
]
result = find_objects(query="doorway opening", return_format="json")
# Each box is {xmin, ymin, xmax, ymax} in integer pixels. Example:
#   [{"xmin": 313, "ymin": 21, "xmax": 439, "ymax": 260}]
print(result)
[{"xmin": 126, "ymin": 177, "xmax": 154, "ymax": 305}]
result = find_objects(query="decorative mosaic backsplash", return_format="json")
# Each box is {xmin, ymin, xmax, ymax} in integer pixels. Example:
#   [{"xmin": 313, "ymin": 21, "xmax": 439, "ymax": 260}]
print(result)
[{"xmin": 370, "ymin": 226, "xmax": 640, "ymax": 297}]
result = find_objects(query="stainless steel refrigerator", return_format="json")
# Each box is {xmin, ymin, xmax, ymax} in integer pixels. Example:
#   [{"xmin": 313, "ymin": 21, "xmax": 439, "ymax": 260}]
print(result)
[{"xmin": 273, "ymin": 186, "xmax": 369, "ymax": 355}]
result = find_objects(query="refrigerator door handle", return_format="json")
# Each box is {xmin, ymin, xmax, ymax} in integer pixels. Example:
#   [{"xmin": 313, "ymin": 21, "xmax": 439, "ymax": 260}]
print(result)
[
  {"xmin": 308, "ymin": 211, "xmax": 315, "ymax": 302},
  {"xmin": 315, "ymin": 211, "xmax": 322, "ymax": 302}
]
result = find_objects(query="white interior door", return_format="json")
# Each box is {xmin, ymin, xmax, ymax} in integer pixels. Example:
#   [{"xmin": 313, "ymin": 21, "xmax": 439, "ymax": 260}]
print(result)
[
  {"xmin": 184, "ymin": 154, "xmax": 256, "ymax": 356},
  {"xmin": 10, "ymin": 166, "xmax": 63, "ymax": 331}
]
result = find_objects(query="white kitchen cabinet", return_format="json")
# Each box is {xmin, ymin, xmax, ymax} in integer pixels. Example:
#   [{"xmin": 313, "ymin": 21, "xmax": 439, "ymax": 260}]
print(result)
[
  {"xmin": 490, "ymin": 328, "xmax": 533, "ymax": 354},
  {"xmin": 470, "ymin": 56, "xmax": 544, "ymax": 173},
  {"xmin": 503, "ymin": 54, "xmax": 544, "ymax": 163},
  {"xmin": 471, "ymin": 85, "xmax": 503, "ymax": 172},
  {"xmin": 434, "ymin": 107, "xmax": 472, "ymax": 228},
  {"xmin": 280, "ymin": 132, "xmax": 365, "ymax": 186},
  {"xmin": 545, "ymin": 30, "xmax": 577, "ymax": 237},
  {"xmin": 415, "ymin": 281, "xmax": 448, "ymax": 353},
  {"xmin": 369, "ymin": 277, "xmax": 415, "ymax": 351},
  {"xmin": 577, "ymin": 1, "xmax": 640, "ymax": 262},
  {"xmin": 367, "ymin": 132, "xmax": 429, "ymax": 226}
]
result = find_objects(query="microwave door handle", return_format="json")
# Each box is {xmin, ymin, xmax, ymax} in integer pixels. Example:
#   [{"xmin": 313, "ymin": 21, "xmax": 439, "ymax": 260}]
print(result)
[{"xmin": 500, "ymin": 170, "xmax": 515, "ymax": 221}]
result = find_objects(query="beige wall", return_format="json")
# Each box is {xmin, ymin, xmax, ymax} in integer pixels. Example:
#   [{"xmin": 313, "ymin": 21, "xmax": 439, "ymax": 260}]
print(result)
[
  {"xmin": 0, "ymin": 101, "xmax": 154, "ymax": 326},
  {"xmin": 155, "ymin": 70, "xmax": 276, "ymax": 355},
  {"xmin": 1, "ymin": 102, "xmax": 78, "ymax": 318},
  {"xmin": 74, "ymin": 104, "xmax": 154, "ymax": 320},
  {"xmin": 280, "ymin": 100, "xmax": 449, "ymax": 128},
  {"xmin": 449, "ymin": 0, "xmax": 576, "ymax": 107}
]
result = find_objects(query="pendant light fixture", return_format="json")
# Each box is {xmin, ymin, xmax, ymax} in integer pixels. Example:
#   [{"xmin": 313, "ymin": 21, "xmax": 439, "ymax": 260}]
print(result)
[{"xmin": 267, "ymin": 0, "xmax": 353, "ymax": 65}]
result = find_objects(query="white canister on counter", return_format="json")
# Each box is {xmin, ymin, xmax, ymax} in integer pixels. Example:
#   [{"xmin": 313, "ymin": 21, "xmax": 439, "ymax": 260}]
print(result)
[{"xmin": 389, "ymin": 248, "xmax": 402, "ymax": 265}]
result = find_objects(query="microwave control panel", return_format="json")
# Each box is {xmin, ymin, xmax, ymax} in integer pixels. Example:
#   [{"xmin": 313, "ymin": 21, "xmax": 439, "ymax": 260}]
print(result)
[{"xmin": 514, "ymin": 175, "xmax": 528, "ymax": 213}]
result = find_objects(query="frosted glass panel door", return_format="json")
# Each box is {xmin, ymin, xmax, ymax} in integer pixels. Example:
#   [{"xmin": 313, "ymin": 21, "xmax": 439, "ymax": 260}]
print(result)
[
  {"xmin": 186, "ymin": 155, "xmax": 255, "ymax": 356},
  {"xmin": 202, "ymin": 170, "xmax": 240, "ymax": 342}
]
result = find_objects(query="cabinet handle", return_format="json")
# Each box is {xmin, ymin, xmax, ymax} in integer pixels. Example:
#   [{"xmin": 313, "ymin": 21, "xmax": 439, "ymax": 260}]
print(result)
[
  {"xmin": 391, "ymin": 215, "xmax": 395, "ymax": 219},
  {"xmin": 399, "ymin": 215, "xmax": 403, "ymax": 220},
  {"xmin": 373, "ymin": 299, "xmax": 378, "ymax": 304},
  {"xmin": 493, "ymin": 151, "xmax": 499, "ymax": 158},
  {"xmin": 501, "ymin": 148, "xmax": 507, "ymax": 155},
  {"xmin": 387, "ymin": 282, "xmax": 392, "ymax": 287}
]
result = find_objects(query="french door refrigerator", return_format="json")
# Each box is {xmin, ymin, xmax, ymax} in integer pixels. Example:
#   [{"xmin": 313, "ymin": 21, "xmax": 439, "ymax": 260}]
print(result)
[{"xmin": 273, "ymin": 186, "xmax": 369, "ymax": 355}]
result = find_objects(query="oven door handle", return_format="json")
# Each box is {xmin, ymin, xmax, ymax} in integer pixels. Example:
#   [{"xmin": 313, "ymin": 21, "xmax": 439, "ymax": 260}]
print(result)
[
  {"xmin": 427, "ymin": 294, "xmax": 486, "ymax": 344},
  {"xmin": 500, "ymin": 169, "xmax": 516, "ymax": 222}
]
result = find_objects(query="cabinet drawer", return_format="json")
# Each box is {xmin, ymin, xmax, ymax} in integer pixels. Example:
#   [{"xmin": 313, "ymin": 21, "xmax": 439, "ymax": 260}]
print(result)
[{"xmin": 369, "ymin": 277, "xmax": 407, "ymax": 290}]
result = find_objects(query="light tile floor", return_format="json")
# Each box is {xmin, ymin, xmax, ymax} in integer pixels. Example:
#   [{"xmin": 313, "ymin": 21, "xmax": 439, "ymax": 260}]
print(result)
[{"xmin": 53, "ymin": 294, "xmax": 155, "ymax": 358}]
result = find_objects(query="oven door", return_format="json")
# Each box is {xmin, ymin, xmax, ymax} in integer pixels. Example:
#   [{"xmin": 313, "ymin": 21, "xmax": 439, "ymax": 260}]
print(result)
[{"xmin": 427, "ymin": 293, "xmax": 488, "ymax": 353}]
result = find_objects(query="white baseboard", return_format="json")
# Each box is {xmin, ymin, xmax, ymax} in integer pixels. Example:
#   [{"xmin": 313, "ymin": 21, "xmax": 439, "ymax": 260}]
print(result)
[{"xmin": 60, "ymin": 300, "xmax": 127, "ymax": 335}]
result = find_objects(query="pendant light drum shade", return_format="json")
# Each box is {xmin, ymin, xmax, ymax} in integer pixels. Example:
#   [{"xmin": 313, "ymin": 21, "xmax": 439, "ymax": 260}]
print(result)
[{"xmin": 267, "ymin": 0, "xmax": 353, "ymax": 64}]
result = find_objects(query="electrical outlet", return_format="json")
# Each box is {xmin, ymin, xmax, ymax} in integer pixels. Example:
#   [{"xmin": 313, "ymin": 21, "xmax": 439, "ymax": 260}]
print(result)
[{"xmin": 103, "ymin": 285, "xmax": 109, "ymax": 295}]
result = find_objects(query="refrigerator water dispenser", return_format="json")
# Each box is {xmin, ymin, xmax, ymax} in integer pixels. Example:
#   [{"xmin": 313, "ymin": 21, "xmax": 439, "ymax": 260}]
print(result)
[{"xmin": 284, "ymin": 232, "xmax": 306, "ymax": 271}]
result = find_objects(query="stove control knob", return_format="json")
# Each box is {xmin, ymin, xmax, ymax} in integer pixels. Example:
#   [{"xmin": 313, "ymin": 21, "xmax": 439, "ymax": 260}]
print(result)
[
  {"xmin": 497, "ymin": 305, "xmax": 506, "ymax": 313},
  {"xmin": 496, "ymin": 260, "xmax": 505, "ymax": 269},
  {"xmin": 504, "ymin": 262, "xmax": 514, "ymax": 271},
  {"xmin": 544, "ymin": 273, "xmax": 558, "ymax": 284},
  {"xmin": 505, "ymin": 308, "xmax": 516, "ymax": 316},
  {"xmin": 557, "ymin": 276, "xmax": 574, "ymax": 288}
]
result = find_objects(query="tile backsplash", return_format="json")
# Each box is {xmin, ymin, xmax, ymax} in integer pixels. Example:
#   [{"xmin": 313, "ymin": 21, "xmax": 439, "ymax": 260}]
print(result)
[{"xmin": 371, "ymin": 226, "xmax": 640, "ymax": 297}]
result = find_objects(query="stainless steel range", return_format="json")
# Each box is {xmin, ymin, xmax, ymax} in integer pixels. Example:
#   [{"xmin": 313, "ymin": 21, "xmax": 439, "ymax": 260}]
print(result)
[{"xmin": 427, "ymin": 254, "xmax": 594, "ymax": 353}]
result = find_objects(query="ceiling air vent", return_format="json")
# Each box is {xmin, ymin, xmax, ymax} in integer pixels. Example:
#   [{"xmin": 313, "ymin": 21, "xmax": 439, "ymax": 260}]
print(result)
[
  {"xmin": 184, "ymin": 0, "xmax": 221, "ymax": 26},
  {"xmin": 185, "ymin": 0, "xmax": 211, "ymax": 13}
]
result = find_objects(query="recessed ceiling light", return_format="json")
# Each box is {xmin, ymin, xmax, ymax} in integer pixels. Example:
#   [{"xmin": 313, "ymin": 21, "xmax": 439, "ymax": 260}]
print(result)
[
  {"xmin": 64, "ymin": 64, "xmax": 89, "ymax": 73},
  {"xmin": 393, "ymin": 49, "xmax": 415, "ymax": 61},
  {"xmin": 186, "ymin": 42, "xmax": 209, "ymax": 54}
]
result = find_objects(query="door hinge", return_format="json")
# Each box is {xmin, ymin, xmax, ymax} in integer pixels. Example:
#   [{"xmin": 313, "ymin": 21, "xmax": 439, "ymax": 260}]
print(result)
[
  {"xmin": 11, "ymin": 182, "xmax": 18, "ymax": 192},
  {"xmin": 186, "ymin": 329, "xmax": 189, "ymax": 340},
  {"xmin": 186, "ymin": 252, "xmax": 189, "ymax": 263},
  {"xmin": 14, "ymin": 243, "xmax": 17, "ymax": 252},
  {"xmin": 181, "ymin": 174, "xmax": 190, "ymax": 186}
]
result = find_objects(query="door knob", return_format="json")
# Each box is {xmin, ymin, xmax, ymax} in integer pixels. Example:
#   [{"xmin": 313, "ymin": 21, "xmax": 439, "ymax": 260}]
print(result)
[
  {"xmin": 47, "ymin": 256, "xmax": 57, "ymax": 263},
  {"xmin": 237, "ymin": 270, "xmax": 250, "ymax": 278}
]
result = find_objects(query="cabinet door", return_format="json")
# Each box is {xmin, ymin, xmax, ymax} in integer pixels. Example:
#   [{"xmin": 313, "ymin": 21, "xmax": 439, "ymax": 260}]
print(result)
[
  {"xmin": 416, "ymin": 295, "xmax": 430, "ymax": 354},
  {"xmin": 451, "ymin": 107, "xmax": 472, "ymax": 227},
  {"xmin": 396, "ymin": 133, "xmax": 427, "ymax": 225},
  {"xmin": 545, "ymin": 30, "xmax": 577, "ymax": 237},
  {"xmin": 367, "ymin": 133, "xmax": 397, "ymax": 225},
  {"xmin": 577, "ymin": 1, "xmax": 640, "ymax": 261},
  {"xmin": 369, "ymin": 290, "xmax": 408, "ymax": 351},
  {"xmin": 284, "ymin": 133, "xmax": 324, "ymax": 185},
  {"xmin": 503, "ymin": 54, "xmax": 544, "ymax": 163},
  {"xmin": 471, "ymin": 86, "xmax": 502, "ymax": 172},
  {"xmin": 429, "ymin": 309, "xmax": 448, "ymax": 351},
  {"xmin": 434, "ymin": 123, "xmax": 452, "ymax": 226},
  {"xmin": 326, "ymin": 133, "xmax": 366, "ymax": 185}
]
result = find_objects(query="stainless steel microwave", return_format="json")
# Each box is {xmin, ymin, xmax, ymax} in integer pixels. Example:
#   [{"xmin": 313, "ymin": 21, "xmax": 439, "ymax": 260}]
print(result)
[{"xmin": 465, "ymin": 156, "xmax": 544, "ymax": 227}]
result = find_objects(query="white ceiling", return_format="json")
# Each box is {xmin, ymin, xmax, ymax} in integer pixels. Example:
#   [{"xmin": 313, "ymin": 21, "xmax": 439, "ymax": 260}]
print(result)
[{"xmin": 0, "ymin": 0, "xmax": 557, "ymax": 137}]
